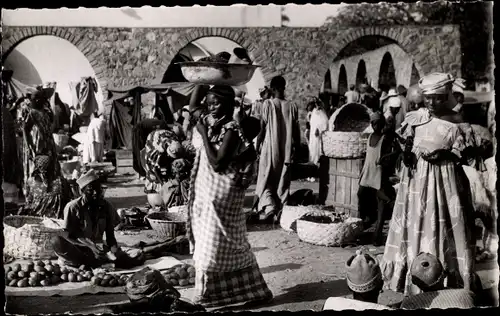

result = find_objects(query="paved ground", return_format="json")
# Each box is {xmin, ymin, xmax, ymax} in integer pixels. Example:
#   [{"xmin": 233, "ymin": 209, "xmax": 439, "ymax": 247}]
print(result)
[{"xmin": 5, "ymin": 174, "xmax": 499, "ymax": 313}]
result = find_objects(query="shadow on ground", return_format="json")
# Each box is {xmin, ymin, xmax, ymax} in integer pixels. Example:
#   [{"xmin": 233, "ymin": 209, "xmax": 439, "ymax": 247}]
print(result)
[
  {"xmin": 260, "ymin": 263, "xmax": 303, "ymax": 274},
  {"xmin": 217, "ymin": 279, "xmax": 350, "ymax": 312}
]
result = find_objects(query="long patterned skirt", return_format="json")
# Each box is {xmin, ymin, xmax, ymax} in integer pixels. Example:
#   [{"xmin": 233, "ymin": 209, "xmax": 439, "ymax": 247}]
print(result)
[
  {"xmin": 380, "ymin": 159, "xmax": 476, "ymax": 296},
  {"xmin": 187, "ymin": 149, "xmax": 272, "ymax": 307}
]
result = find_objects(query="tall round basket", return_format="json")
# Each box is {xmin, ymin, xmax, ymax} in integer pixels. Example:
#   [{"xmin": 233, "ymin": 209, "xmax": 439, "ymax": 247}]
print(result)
[{"xmin": 3, "ymin": 216, "xmax": 64, "ymax": 260}]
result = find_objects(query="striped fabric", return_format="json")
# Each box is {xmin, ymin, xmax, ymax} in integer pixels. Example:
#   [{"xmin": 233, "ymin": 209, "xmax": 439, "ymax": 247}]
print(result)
[{"xmin": 400, "ymin": 289, "xmax": 476, "ymax": 309}]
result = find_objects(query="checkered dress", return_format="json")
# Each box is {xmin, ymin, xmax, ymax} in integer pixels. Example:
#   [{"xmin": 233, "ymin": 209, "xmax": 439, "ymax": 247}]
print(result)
[{"xmin": 187, "ymin": 121, "xmax": 272, "ymax": 307}]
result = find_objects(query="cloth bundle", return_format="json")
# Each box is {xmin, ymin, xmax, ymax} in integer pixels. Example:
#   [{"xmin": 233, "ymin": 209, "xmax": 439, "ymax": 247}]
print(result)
[{"xmin": 125, "ymin": 267, "xmax": 205, "ymax": 312}]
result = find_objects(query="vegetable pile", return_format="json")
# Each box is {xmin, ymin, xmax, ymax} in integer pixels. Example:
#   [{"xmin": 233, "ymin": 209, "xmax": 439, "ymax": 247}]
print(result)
[{"xmin": 161, "ymin": 264, "xmax": 195, "ymax": 287}]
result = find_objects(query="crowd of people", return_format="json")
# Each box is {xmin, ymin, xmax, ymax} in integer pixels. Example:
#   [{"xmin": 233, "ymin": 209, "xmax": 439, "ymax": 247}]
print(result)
[{"xmin": 2, "ymin": 59, "xmax": 497, "ymax": 309}]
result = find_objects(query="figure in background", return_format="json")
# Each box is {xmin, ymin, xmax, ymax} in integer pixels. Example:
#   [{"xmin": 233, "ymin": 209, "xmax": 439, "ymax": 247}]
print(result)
[
  {"xmin": 255, "ymin": 76, "xmax": 300, "ymax": 222},
  {"xmin": 132, "ymin": 119, "xmax": 169, "ymax": 178},
  {"xmin": 251, "ymin": 86, "xmax": 272, "ymax": 120},
  {"xmin": 380, "ymin": 73, "xmax": 476, "ymax": 296},
  {"xmin": 307, "ymin": 97, "xmax": 329, "ymax": 166},
  {"xmin": 396, "ymin": 85, "xmax": 410, "ymax": 129},
  {"xmin": 18, "ymin": 89, "xmax": 61, "ymax": 198},
  {"xmin": 344, "ymin": 84, "xmax": 360, "ymax": 104},
  {"xmin": 2, "ymin": 106, "xmax": 22, "ymax": 208},
  {"xmin": 357, "ymin": 113, "xmax": 400, "ymax": 245},
  {"xmin": 452, "ymin": 78, "xmax": 466, "ymax": 114},
  {"xmin": 186, "ymin": 85, "xmax": 272, "ymax": 307},
  {"xmin": 24, "ymin": 155, "xmax": 72, "ymax": 218},
  {"xmin": 381, "ymin": 90, "xmax": 402, "ymax": 133},
  {"xmin": 83, "ymin": 111, "xmax": 107, "ymax": 164}
]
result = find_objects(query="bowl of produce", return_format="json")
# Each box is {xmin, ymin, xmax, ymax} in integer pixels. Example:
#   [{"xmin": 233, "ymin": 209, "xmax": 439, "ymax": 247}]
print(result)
[
  {"xmin": 177, "ymin": 62, "xmax": 261, "ymax": 86},
  {"xmin": 161, "ymin": 264, "xmax": 196, "ymax": 288}
]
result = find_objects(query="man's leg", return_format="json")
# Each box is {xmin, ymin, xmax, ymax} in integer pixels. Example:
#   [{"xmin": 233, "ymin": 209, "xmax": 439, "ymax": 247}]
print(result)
[
  {"xmin": 51, "ymin": 236, "xmax": 103, "ymax": 268},
  {"xmin": 357, "ymin": 186, "xmax": 377, "ymax": 228}
]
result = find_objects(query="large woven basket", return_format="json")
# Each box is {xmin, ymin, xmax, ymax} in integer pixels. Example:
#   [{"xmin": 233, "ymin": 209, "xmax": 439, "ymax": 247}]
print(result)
[
  {"xmin": 3, "ymin": 216, "xmax": 64, "ymax": 260},
  {"xmin": 146, "ymin": 212, "xmax": 187, "ymax": 239},
  {"xmin": 322, "ymin": 131, "xmax": 369, "ymax": 159},
  {"xmin": 329, "ymin": 103, "xmax": 373, "ymax": 132},
  {"xmin": 296, "ymin": 211, "xmax": 363, "ymax": 247},
  {"xmin": 280, "ymin": 205, "xmax": 322, "ymax": 232}
]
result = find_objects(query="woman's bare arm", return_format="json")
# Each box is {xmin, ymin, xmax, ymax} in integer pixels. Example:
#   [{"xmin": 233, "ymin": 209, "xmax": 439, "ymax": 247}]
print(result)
[
  {"xmin": 198, "ymin": 124, "xmax": 240, "ymax": 172},
  {"xmin": 189, "ymin": 85, "xmax": 210, "ymax": 114}
]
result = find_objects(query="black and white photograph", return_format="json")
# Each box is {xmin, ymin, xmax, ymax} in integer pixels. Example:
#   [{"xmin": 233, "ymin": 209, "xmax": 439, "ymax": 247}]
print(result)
[{"xmin": 1, "ymin": 2, "xmax": 497, "ymax": 313}]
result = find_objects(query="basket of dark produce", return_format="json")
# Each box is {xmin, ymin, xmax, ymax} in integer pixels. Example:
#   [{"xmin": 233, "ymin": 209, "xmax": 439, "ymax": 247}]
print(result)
[
  {"xmin": 146, "ymin": 211, "xmax": 187, "ymax": 239},
  {"xmin": 177, "ymin": 51, "xmax": 260, "ymax": 86},
  {"xmin": 296, "ymin": 210, "xmax": 363, "ymax": 247},
  {"xmin": 322, "ymin": 103, "xmax": 373, "ymax": 159}
]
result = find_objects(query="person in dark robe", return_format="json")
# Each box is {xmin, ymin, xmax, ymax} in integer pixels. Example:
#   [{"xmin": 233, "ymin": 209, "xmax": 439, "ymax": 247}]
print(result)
[{"xmin": 132, "ymin": 119, "xmax": 169, "ymax": 177}]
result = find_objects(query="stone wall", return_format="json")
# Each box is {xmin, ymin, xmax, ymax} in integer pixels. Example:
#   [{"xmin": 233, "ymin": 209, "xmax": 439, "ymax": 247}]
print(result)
[{"xmin": 2, "ymin": 24, "xmax": 463, "ymax": 129}]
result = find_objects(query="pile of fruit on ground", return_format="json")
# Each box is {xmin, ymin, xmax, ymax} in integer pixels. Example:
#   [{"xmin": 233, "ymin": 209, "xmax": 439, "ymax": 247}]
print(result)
[
  {"xmin": 5, "ymin": 260, "xmax": 128, "ymax": 288},
  {"xmin": 161, "ymin": 264, "xmax": 196, "ymax": 287}
]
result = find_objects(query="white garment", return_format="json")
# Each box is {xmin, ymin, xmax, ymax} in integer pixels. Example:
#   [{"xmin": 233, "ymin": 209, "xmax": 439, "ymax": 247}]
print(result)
[
  {"xmin": 87, "ymin": 116, "xmax": 106, "ymax": 144},
  {"xmin": 308, "ymin": 108, "xmax": 329, "ymax": 165},
  {"xmin": 344, "ymin": 90, "xmax": 360, "ymax": 104}
]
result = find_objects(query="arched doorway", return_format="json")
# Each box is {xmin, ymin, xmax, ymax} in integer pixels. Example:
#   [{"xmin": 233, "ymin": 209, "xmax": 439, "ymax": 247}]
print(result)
[
  {"xmin": 379, "ymin": 52, "xmax": 397, "ymax": 89},
  {"xmin": 338, "ymin": 65, "xmax": 348, "ymax": 95},
  {"xmin": 323, "ymin": 69, "xmax": 332, "ymax": 92},
  {"xmin": 356, "ymin": 60, "xmax": 368, "ymax": 87},
  {"xmin": 3, "ymin": 35, "xmax": 103, "ymax": 110},
  {"xmin": 162, "ymin": 36, "xmax": 266, "ymax": 102},
  {"xmin": 409, "ymin": 63, "xmax": 420, "ymax": 86}
]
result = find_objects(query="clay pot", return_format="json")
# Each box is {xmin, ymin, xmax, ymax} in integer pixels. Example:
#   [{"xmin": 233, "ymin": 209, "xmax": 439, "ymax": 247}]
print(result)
[{"xmin": 410, "ymin": 252, "xmax": 444, "ymax": 290}]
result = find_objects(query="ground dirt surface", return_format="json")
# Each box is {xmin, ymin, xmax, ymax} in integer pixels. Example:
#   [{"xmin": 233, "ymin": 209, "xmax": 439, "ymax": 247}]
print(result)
[{"xmin": 5, "ymin": 174, "xmax": 499, "ymax": 313}]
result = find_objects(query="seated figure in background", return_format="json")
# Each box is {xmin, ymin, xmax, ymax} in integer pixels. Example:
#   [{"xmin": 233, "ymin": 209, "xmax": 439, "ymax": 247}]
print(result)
[{"xmin": 51, "ymin": 169, "xmax": 144, "ymax": 269}]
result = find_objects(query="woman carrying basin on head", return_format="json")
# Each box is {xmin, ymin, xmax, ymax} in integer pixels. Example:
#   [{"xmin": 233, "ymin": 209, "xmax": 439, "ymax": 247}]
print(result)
[{"xmin": 186, "ymin": 84, "xmax": 273, "ymax": 308}]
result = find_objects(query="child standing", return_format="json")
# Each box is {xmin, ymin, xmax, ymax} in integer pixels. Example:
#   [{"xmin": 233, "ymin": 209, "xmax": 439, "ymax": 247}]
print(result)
[{"xmin": 357, "ymin": 112, "xmax": 400, "ymax": 246}]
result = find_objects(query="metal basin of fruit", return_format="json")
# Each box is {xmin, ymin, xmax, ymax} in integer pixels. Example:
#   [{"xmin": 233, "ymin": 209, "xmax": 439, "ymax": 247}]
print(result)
[{"xmin": 177, "ymin": 62, "xmax": 261, "ymax": 86}]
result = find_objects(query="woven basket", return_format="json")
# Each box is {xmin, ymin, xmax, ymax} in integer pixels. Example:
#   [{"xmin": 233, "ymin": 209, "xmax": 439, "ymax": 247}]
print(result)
[
  {"xmin": 296, "ymin": 211, "xmax": 363, "ymax": 247},
  {"xmin": 322, "ymin": 131, "xmax": 369, "ymax": 159},
  {"xmin": 329, "ymin": 103, "xmax": 372, "ymax": 132},
  {"xmin": 280, "ymin": 205, "xmax": 322, "ymax": 232},
  {"xmin": 146, "ymin": 212, "xmax": 187, "ymax": 239},
  {"xmin": 3, "ymin": 216, "xmax": 64, "ymax": 260}
]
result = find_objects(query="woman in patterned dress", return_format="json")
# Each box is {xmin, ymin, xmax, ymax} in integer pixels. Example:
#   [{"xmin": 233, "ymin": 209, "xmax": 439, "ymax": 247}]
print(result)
[
  {"xmin": 380, "ymin": 73, "xmax": 476, "ymax": 296},
  {"xmin": 18, "ymin": 89, "xmax": 62, "ymax": 200},
  {"xmin": 186, "ymin": 85, "xmax": 273, "ymax": 308}
]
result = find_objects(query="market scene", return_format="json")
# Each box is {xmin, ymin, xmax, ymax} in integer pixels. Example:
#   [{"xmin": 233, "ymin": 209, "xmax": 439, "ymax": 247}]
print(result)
[{"xmin": 1, "ymin": 2, "xmax": 498, "ymax": 313}]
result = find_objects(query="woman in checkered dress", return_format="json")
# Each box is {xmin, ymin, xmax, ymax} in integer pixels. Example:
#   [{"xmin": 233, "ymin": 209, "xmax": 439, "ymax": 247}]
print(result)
[{"xmin": 186, "ymin": 85, "xmax": 273, "ymax": 308}]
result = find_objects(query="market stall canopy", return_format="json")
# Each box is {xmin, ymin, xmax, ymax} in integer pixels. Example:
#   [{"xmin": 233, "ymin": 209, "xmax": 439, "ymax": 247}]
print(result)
[
  {"xmin": 106, "ymin": 82, "xmax": 196, "ymax": 102},
  {"xmin": 2, "ymin": 70, "xmax": 37, "ymax": 109}
]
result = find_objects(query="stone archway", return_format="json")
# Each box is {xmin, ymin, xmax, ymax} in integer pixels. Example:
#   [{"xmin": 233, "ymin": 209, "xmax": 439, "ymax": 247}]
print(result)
[
  {"xmin": 378, "ymin": 52, "xmax": 397, "ymax": 89},
  {"xmin": 355, "ymin": 60, "xmax": 367, "ymax": 86},
  {"xmin": 323, "ymin": 69, "xmax": 332, "ymax": 92},
  {"xmin": 3, "ymin": 35, "xmax": 105, "ymax": 109},
  {"xmin": 2, "ymin": 26, "xmax": 109, "ymax": 99},
  {"xmin": 409, "ymin": 63, "xmax": 420, "ymax": 87},
  {"xmin": 338, "ymin": 64, "xmax": 348, "ymax": 95}
]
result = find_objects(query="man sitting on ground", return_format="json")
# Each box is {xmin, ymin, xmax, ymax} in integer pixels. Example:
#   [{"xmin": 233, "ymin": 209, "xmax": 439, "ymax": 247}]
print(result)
[{"xmin": 51, "ymin": 169, "xmax": 144, "ymax": 269}]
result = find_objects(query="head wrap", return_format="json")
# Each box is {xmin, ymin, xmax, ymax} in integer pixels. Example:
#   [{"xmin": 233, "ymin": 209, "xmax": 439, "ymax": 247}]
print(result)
[
  {"xmin": 380, "ymin": 88, "xmax": 399, "ymax": 102},
  {"xmin": 207, "ymin": 86, "xmax": 236, "ymax": 102},
  {"xmin": 410, "ymin": 252, "xmax": 446, "ymax": 291},
  {"xmin": 77, "ymin": 169, "xmax": 100, "ymax": 189},
  {"xmin": 258, "ymin": 86, "xmax": 269, "ymax": 94},
  {"xmin": 345, "ymin": 249, "xmax": 383, "ymax": 293},
  {"xmin": 418, "ymin": 72, "xmax": 455, "ymax": 95}
]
